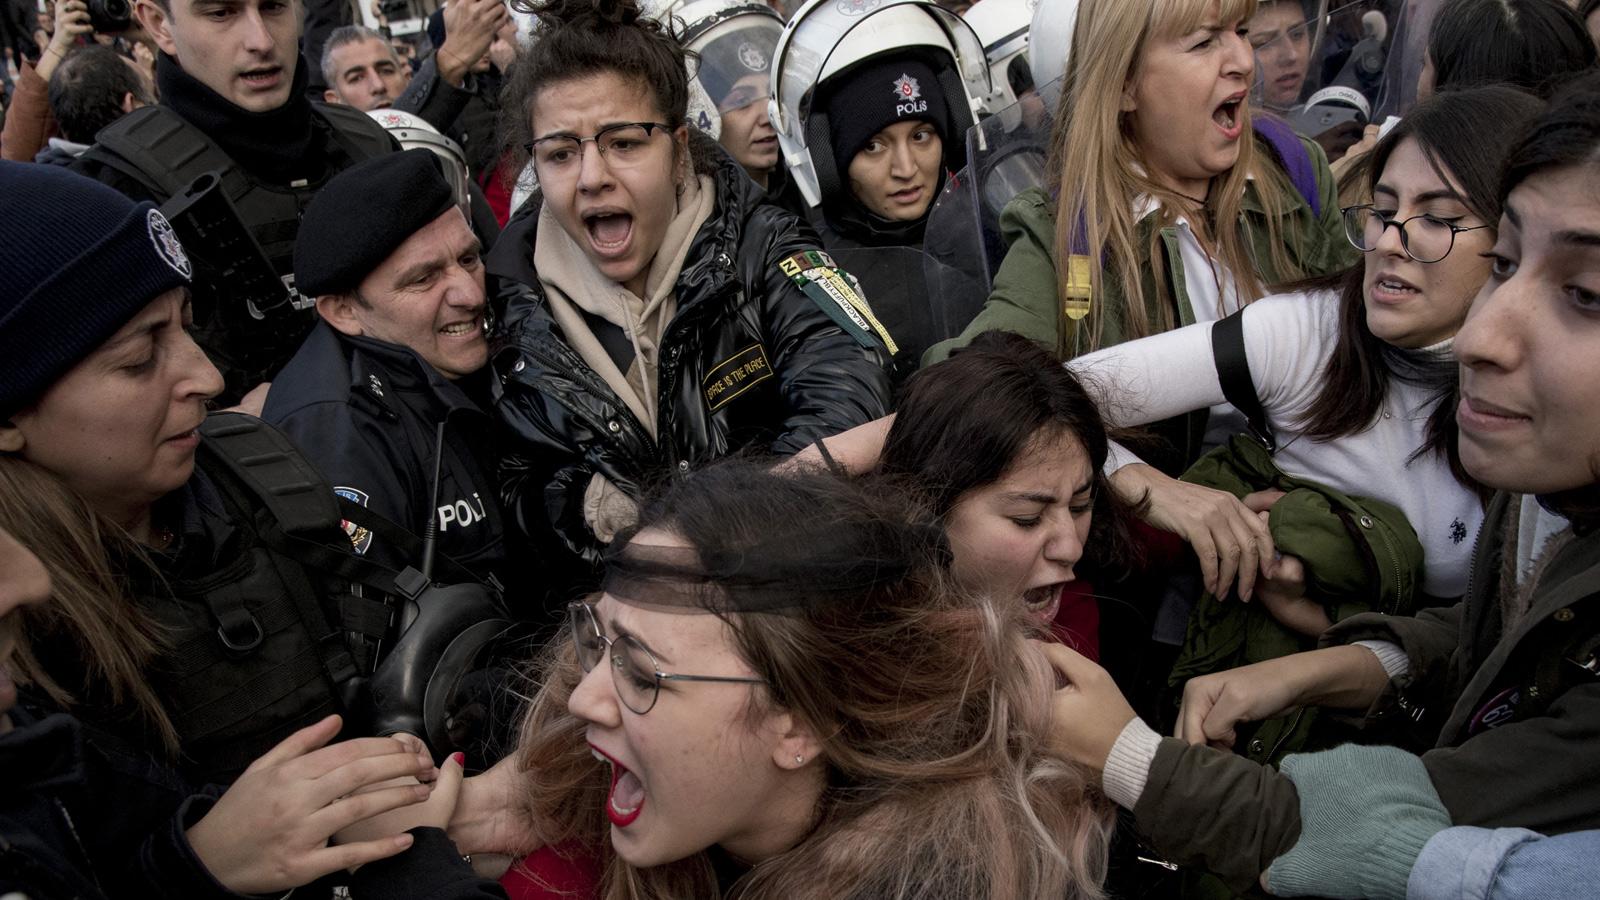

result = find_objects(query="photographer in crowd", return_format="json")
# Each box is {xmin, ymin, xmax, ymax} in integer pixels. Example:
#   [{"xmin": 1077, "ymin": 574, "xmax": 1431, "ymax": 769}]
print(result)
[
  {"xmin": 0, "ymin": 0, "xmax": 93, "ymax": 160},
  {"xmin": 37, "ymin": 42, "xmax": 154, "ymax": 163}
]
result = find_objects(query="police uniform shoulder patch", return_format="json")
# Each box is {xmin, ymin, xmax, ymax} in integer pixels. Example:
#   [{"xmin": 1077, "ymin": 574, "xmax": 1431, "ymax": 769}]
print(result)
[
  {"xmin": 778, "ymin": 251, "xmax": 899, "ymax": 355},
  {"xmin": 333, "ymin": 486, "xmax": 374, "ymax": 555}
]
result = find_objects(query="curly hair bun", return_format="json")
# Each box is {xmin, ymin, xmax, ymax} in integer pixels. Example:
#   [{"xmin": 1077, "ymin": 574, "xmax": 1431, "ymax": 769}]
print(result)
[{"xmin": 525, "ymin": 0, "xmax": 650, "ymax": 31}]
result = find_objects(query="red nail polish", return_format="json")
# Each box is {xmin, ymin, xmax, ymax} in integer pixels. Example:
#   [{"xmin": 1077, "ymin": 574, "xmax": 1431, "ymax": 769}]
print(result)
[{"xmin": 451, "ymin": 751, "xmax": 466, "ymax": 767}]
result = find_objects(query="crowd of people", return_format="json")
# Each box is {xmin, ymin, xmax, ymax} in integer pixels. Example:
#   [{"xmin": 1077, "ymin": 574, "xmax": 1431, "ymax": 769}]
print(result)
[{"xmin": 3, "ymin": 0, "xmax": 1600, "ymax": 897}]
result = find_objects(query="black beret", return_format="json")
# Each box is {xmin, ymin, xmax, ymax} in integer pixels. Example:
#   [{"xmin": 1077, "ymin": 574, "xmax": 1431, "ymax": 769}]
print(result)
[{"xmin": 295, "ymin": 149, "xmax": 458, "ymax": 299}]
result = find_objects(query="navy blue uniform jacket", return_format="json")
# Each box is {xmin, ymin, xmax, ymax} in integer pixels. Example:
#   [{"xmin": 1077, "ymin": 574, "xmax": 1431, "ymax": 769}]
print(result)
[{"xmin": 263, "ymin": 322, "xmax": 519, "ymax": 596}]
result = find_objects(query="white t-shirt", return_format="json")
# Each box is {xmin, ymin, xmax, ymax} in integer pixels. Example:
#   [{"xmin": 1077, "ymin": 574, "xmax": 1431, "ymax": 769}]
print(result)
[
  {"xmin": 1171, "ymin": 215, "xmax": 1250, "ymax": 449},
  {"xmin": 1069, "ymin": 289, "xmax": 1480, "ymax": 598}
]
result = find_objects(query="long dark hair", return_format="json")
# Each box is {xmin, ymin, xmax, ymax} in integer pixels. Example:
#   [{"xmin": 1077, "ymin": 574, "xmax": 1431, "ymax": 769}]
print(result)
[
  {"xmin": 1498, "ymin": 73, "xmax": 1600, "ymax": 529},
  {"xmin": 1428, "ymin": 0, "xmax": 1597, "ymax": 99},
  {"xmin": 501, "ymin": 0, "xmax": 692, "ymax": 171},
  {"xmin": 1300, "ymin": 86, "xmax": 1545, "ymax": 490},
  {"xmin": 879, "ymin": 330, "xmax": 1140, "ymax": 572}
]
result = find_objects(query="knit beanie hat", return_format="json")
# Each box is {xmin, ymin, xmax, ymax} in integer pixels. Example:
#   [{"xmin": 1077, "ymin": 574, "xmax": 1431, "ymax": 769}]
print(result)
[
  {"xmin": 821, "ymin": 56, "xmax": 952, "ymax": 177},
  {"xmin": 295, "ymin": 149, "xmax": 458, "ymax": 299},
  {"xmin": 0, "ymin": 161, "xmax": 193, "ymax": 418}
]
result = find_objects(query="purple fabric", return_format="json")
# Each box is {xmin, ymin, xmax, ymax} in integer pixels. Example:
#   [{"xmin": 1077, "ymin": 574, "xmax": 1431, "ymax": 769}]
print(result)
[{"xmin": 1253, "ymin": 114, "xmax": 1322, "ymax": 218}]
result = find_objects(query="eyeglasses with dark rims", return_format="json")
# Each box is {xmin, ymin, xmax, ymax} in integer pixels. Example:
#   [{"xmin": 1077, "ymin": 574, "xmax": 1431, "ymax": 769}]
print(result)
[
  {"xmin": 1341, "ymin": 204, "xmax": 1492, "ymax": 264},
  {"xmin": 567, "ymin": 600, "xmax": 767, "ymax": 715},
  {"xmin": 526, "ymin": 122, "xmax": 674, "ymax": 177}
]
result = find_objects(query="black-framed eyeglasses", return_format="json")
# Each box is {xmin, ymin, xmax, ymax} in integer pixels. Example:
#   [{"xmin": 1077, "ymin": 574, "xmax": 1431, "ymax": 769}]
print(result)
[
  {"xmin": 526, "ymin": 122, "xmax": 673, "ymax": 175},
  {"xmin": 567, "ymin": 601, "xmax": 766, "ymax": 715},
  {"xmin": 1341, "ymin": 204, "xmax": 1492, "ymax": 264}
]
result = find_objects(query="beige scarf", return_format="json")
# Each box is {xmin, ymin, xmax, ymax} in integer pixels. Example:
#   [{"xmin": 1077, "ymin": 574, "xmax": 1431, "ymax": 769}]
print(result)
[{"xmin": 534, "ymin": 172, "xmax": 716, "ymax": 439}]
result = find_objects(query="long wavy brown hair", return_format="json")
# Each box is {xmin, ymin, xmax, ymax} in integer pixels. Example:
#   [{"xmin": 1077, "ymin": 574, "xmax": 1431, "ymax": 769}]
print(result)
[
  {"xmin": 0, "ymin": 456, "xmax": 178, "ymax": 754},
  {"xmin": 511, "ymin": 461, "xmax": 1115, "ymax": 899}
]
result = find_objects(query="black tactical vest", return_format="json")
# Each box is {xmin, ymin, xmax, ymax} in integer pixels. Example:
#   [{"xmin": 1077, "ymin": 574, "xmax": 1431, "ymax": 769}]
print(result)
[
  {"xmin": 80, "ymin": 104, "xmax": 392, "ymax": 402},
  {"xmin": 137, "ymin": 414, "xmax": 401, "ymax": 784}
]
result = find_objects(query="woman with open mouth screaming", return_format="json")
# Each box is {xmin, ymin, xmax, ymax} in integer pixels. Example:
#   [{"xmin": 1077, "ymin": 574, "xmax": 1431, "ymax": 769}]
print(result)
[
  {"xmin": 477, "ymin": 460, "xmax": 1115, "ymax": 899},
  {"xmin": 870, "ymin": 330, "xmax": 1146, "ymax": 657},
  {"xmin": 490, "ymin": 0, "xmax": 894, "ymax": 608},
  {"xmin": 928, "ymin": 0, "xmax": 1351, "ymax": 465}
]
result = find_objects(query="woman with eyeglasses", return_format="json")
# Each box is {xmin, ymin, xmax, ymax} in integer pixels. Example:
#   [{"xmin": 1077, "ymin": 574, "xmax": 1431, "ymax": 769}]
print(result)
[
  {"xmin": 476, "ymin": 460, "xmax": 1114, "ymax": 899},
  {"xmin": 489, "ymin": 0, "xmax": 894, "ymax": 607},
  {"xmin": 1065, "ymin": 84, "xmax": 1542, "ymax": 612},
  {"xmin": 1038, "ymin": 72, "xmax": 1600, "ymax": 900},
  {"xmin": 808, "ymin": 85, "xmax": 1542, "ymax": 621}
]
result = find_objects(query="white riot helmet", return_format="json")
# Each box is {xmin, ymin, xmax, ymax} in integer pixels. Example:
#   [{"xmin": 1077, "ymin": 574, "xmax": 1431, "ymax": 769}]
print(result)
[
  {"xmin": 673, "ymin": 1, "xmax": 784, "ymax": 125},
  {"xmin": 770, "ymin": 0, "xmax": 1000, "ymax": 209},
  {"xmin": 366, "ymin": 109, "xmax": 473, "ymax": 217},
  {"xmin": 1027, "ymin": 0, "xmax": 1078, "ymax": 112},
  {"xmin": 639, "ymin": 0, "xmax": 728, "ymax": 138},
  {"xmin": 962, "ymin": 0, "xmax": 1034, "ymax": 127}
]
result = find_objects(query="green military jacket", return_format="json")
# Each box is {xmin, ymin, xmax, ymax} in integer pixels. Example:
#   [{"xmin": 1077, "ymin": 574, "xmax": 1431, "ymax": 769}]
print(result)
[
  {"xmin": 924, "ymin": 133, "xmax": 1354, "ymax": 366},
  {"xmin": 1170, "ymin": 435, "xmax": 1427, "ymax": 769}
]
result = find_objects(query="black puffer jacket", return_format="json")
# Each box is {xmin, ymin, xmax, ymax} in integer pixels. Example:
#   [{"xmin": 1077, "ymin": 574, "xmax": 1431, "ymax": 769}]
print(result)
[{"xmin": 488, "ymin": 134, "xmax": 893, "ymax": 598}]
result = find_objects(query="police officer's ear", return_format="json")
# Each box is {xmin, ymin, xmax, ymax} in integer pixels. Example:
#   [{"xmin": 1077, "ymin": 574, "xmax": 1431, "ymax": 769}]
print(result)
[
  {"xmin": 316, "ymin": 294, "xmax": 367, "ymax": 338},
  {"xmin": 324, "ymin": 89, "xmax": 341, "ymax": 104},
  {"xmin": 135, "ymin": 0, "xmax": 180, "ymax": 59},
  {"xmin": 0, "ymin": 422, "xmax": 24, "ymax": 453}
]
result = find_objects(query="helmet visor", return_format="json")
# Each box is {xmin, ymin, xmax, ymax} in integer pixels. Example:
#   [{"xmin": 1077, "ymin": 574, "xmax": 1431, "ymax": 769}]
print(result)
[{"xmin": 694, "ymin": 18, "xmax": 783, "ymax": 113}]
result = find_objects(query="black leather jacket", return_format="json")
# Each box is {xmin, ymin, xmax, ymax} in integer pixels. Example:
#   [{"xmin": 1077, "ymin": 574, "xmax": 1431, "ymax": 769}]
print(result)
[{"xmin": 487, "ymin": 135, "xmax": 893, "ymax": 599}]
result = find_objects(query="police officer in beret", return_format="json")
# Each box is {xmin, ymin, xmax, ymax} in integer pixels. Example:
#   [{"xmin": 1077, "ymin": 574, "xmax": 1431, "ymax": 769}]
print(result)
[{"xmin": 263, "ymin": 150, "xmax": 516, "ymax": 597}]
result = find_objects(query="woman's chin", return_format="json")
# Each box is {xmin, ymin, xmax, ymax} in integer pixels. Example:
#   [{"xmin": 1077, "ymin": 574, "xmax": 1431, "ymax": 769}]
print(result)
[
  {"xmin": 594, "ymin": 256, "xmax": 649, "ymax": 292},
  {"xmin": 609, "ymin": 828, "xmax": 692, "ymax": 870}
]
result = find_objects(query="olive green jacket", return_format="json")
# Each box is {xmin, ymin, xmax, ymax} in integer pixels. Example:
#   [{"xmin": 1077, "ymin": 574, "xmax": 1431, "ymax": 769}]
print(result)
[
  {"xmin": 1131, "ymin": 492, "xmax": 1600, "ymax": 894},
  {"xmin": 1170, "ymin": 435, "xmax": 1427, "ymax": 769},
  {"xmin": 923, "ymin": 134, "xmax": 1353, "ymax": 366}
]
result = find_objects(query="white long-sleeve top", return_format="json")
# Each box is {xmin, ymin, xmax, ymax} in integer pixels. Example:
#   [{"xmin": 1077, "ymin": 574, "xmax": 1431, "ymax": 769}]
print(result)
[{"xmin": 1068, "ymin": 289, "xmax": 1480, "ymax": 598}]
